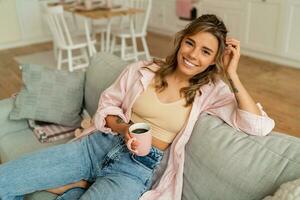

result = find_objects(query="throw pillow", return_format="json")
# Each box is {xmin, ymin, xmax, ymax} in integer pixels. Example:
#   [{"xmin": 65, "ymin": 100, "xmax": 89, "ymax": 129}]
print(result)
[
  {"xmin": 263, "ymin": 178, "xmax": 300, "ymax": 200},
  {"xmin": 9, "ymin": 64, "xmax": 85, "ymax": 126}
]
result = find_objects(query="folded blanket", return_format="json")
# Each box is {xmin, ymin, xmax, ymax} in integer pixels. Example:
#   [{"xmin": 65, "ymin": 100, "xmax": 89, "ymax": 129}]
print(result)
[{"xmin": 28, "ymin": 120, "xmax": 79, "ymax": 143}]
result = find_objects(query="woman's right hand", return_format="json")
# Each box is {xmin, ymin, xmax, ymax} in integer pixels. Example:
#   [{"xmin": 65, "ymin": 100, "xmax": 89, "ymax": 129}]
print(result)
[
  {"xmin": 122, "ymin": 126, "xmax": 139, "ymax": 151},
  {"xmin": 105, "ymin": 115, "xmax": 139, "ymax": 151}
]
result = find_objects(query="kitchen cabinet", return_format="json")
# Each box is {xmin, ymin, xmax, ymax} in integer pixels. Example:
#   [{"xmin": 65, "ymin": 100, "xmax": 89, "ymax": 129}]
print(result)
[
  {"xmin": 148, "ymin": 0, "xmax": 167, "ymax": 34},
  {"xmin": 0, "ymin": 0, "xmax": 54, "ymax": 49},
  {"xmin": 281, "ymin": 0, "xmax": 300, "ymax": 61},
  {"xmin": 197, "ymin": 0, "xmax": 244, "ymax": 40},
  {"xmin": 148, "ymin": 0, "xmax": 300, "ymax": 68},
  {"xmin": 16, "ymin": 0, "xmax": 50, "ymax": 41},
  {"xmin": 0, "ymin": 0, "xmax": 21, "ymax": 44},
  {"xmin": 242, "ymin": 0, "xmax": 284, "ymax": 55}
]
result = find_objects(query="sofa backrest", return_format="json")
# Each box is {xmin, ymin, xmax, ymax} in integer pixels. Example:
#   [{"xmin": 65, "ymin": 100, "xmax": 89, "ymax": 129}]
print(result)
[
  {"xmin": 182, "ymin": 114, "xmax": 300, "ymax": 200},
  {"xmin": 84, "ymin": 52, "xmax": 128, "ymax": 116},
  {"xmin": 84, "ymin": 53, "xmax": 300, "ymax": 200}
]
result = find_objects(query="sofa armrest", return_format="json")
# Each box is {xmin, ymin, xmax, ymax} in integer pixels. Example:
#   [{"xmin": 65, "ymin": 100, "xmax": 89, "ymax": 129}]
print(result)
[{"xmin": 0, "ymin": 98, "xmax": 28, "ymax": 138}]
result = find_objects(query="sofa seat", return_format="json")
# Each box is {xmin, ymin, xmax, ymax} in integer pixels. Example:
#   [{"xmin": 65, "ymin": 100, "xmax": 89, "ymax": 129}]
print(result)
[{"xmin": 0, "ymin": 128, "xmax": 70, "ymax": 164}]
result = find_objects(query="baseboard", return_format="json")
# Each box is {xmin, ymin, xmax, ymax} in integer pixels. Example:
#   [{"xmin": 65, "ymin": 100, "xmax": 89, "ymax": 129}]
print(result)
[
  {"xmin": 0, "ymin": 37, "xmax": 52, "ymax": 50},
  {"xmin": 148, "ymin": 26, "xmax": 175, "ymax": 37},
  {"xmin": 242, "ymin": 48, "xmax": 300, "ymax": 69}
]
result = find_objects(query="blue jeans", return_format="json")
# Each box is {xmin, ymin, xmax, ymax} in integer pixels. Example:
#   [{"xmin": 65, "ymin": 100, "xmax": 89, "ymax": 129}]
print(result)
[{"xmin": 0, "ymin": 131, "xmax": 164, "ymax": 200}]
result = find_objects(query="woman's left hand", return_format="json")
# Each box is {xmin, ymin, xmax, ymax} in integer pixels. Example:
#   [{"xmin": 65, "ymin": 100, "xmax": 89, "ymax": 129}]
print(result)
[{"xmin": 223, "ymin": 38, "xmax": 241, "ymax": 75}]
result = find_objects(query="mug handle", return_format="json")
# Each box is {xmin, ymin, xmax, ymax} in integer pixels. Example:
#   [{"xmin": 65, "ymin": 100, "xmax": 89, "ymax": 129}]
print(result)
[{"xmin": 126, "ymin": 137, "xmax": 139, "ymax": 155}]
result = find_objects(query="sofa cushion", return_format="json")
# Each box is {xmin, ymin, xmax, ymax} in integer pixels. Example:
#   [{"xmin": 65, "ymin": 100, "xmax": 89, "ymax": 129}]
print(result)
[
  {"xmin": 0, "ymin": 98, "xmax": 28, "ymax": 139},
  {"xmin": 0, "ymin": 128, "xmax": 70, "ymax": 163},
  {"xmin": 84, "ymin": 52, "xmax": 128, "ymax": 116},
  {"xmin": 9, "ymin": 64, "xmax": 85, "ymax": 126},
  {"xmin": 182, "ymin": 114, "xmax": 300, "ymax": 200}
]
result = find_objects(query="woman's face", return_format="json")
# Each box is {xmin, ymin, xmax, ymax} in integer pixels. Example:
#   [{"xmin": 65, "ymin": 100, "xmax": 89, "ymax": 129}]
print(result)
[{"xmin": 176, "ymin": 31, "xmax": 219, "ymax": 78}]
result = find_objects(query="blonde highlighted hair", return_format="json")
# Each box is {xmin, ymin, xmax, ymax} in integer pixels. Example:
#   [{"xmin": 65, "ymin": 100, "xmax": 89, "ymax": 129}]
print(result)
[{"xmin": 154, "ymin": 14, "xmax": 228, "ymax": 106}]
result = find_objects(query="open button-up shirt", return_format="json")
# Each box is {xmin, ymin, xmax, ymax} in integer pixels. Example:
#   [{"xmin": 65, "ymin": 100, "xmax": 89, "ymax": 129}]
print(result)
[{"xmin": 76, "ymin": 61, "xmax": 275, "ymax": 200}]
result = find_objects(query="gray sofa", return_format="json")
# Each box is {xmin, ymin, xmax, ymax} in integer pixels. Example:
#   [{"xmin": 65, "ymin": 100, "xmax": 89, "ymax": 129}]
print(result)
[{"xmin": 1, "ymin": 52, "xmax": 300, "ymax": 200}]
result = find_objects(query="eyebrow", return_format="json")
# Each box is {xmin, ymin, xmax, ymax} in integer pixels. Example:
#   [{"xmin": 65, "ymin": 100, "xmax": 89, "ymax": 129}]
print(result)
[{"xmin": 186, "ymin": 37, "xmax": 214, "ymax": 53}]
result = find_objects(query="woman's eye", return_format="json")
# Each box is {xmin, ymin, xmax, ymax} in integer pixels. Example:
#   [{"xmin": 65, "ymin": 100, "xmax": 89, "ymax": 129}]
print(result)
[
  {"xmin": 202, "ymin": 50, "xmax": 210, "ymax": 55},
  {"xmin": 185, "ymin": 40, "xmax": 193, "ymax": 46}
]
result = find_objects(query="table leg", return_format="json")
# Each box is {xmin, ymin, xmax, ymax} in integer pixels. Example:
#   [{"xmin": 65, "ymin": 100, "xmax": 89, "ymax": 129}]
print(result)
[
  {"xmin": 105, "ymin": 18, "xmax": 112, "ymax": 52},
  {"xmin": 84, "ymin": 19, "xmax": 94, "ymax": 56}
]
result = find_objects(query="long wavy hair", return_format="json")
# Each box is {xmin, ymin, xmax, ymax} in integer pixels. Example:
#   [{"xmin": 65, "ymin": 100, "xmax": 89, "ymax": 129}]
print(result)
[{"xmin": 153, "ymin": 14, "xmax": 228, "ymax": 106}]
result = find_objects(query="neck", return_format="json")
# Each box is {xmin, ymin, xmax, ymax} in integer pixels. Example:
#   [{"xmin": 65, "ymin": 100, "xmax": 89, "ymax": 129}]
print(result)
[{"xmin": 169, "ymin": 69, "xmax": 191, "ymax": 85}]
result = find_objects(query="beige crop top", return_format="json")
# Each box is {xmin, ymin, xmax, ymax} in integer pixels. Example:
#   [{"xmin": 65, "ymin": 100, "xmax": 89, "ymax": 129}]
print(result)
[{"xmin": 131, "ymin": 82, "xmax": 192, "ymax": 143}]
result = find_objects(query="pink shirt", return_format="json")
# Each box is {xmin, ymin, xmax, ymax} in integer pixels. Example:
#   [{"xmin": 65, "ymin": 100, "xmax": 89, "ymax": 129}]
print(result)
[{"xmin": 77, "ymin": 61, "xmax": 275, "ymax": 200}]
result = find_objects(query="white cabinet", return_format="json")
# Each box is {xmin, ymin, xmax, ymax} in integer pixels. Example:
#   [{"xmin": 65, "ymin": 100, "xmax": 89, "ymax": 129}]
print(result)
[
  {"xmin": 0, "ymin": 0, "xmax": 21, "ymax": 44},
  {"xmin": 148, "ymin": 0, "xmax": 164, "ymax": 31},
  {"xmin": 197, "ymin": 0, "xmax": 244, "ymax": 40},
  {"xmin": 148, "ymin": 0, "xmax": 300, "ymax": 68},
  {"xmin": 281, "ymin": 0, "xmax": 300, "ymax": 61},
  {"xmin": 16, "ymin": 0, "xmax": 50, "ymax": 41},
  {"xmin": 148, "ymin": 0, "xmax": 177, "ymax": 35},
  {"xmin": 242, "ymin": 0, "xmax": 284, "ymax": 55},
  {"xmin": 0, "ymin": 0, "xmax": 56, "ymax": 49}
]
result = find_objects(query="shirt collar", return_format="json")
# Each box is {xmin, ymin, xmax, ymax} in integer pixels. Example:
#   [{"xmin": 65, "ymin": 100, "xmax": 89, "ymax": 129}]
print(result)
[{"xmin": 138, "ymin": 63, "xmax": 160, "ymax": 90}]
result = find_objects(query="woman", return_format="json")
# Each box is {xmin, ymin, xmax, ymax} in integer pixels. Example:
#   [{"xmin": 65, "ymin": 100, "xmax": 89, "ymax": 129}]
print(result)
[{"xmin": 0, "ymin": 14, "xmax": 274, "ymax": 200}]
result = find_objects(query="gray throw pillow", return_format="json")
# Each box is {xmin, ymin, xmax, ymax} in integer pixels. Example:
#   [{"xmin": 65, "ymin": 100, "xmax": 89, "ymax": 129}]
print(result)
[{"xmin": 9, "ymin": 64, "xmax": 85, "ymax": 126}]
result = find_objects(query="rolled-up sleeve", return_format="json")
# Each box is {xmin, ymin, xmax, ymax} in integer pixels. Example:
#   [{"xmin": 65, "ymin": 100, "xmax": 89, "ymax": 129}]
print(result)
[
  {"xmin": 93, "ymin": 64, "xmax": 132, "ymax": 134},
  {"xmin": 204, "ymin": 81, "xmax": 275, "ymax": 136}
]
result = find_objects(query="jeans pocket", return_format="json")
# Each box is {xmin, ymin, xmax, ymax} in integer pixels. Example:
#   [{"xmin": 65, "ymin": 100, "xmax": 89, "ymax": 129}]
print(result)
[{"xmin": 131, "ymin": 154, "xmax": 158, "ymax": 172}]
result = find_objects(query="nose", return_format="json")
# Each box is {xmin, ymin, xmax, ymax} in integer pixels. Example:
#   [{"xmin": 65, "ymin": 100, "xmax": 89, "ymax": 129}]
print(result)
[{"xmin": 187, "ymin": 47, "xmax": 199, "ymax": 60}]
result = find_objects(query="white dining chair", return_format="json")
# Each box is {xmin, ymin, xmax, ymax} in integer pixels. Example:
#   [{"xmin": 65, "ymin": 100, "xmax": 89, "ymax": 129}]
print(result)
[
  {"xmin": 110, "ymin": 0, "xmax": 152, "ymax": 61},
  {"xmin": 45, "ymin": 6, "xmax": 97, "ymax": 72},
  {"xmin": 91, "ymin": 0, "xmax": 126, "ymax": 52}
]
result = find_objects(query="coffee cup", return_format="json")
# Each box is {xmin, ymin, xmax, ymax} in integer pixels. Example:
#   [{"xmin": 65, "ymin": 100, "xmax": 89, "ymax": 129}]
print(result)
[{"xmin": 127, "ymin": 123, "xmax": 152, "ymax": 156}]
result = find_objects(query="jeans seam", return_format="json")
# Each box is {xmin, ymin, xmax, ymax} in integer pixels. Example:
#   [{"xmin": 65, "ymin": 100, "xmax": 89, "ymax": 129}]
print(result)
[{"xmin": 78, "ymin": 138, "xmax": 90, "ymax": 180}]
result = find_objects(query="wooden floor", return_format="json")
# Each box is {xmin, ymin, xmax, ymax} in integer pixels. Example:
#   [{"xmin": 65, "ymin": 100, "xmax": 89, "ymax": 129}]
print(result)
[{"xmin": 0, "ymin": 32, "xmax": 300, "ymax": 137}]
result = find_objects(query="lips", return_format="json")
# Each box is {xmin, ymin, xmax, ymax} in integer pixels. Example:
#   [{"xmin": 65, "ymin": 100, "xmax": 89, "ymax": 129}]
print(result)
[{"xmin": 183, "ymin": 58, "xmax": 197, "ymax": 68}]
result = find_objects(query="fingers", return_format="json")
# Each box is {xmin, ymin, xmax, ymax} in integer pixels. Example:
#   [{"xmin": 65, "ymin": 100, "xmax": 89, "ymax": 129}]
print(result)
[
  {"xmin": 124, "ymin": 131, "xmax": 132, "ymax": 143},
  {"xmin": 131, "ymin": 140, "xmax": 140, "ymax": 150},
  {"xmin": 124, "ymin": 131, "xmax": 140, "ymax": 151},
  {"xmin": 226, "ymin": 38, "xmax": 240, "ymax": 53}
]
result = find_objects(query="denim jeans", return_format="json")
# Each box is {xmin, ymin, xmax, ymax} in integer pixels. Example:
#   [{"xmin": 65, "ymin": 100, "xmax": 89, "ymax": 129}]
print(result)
[{"xmin": 0, "ymin": 131, "xmax": 164, "ymax": 200}]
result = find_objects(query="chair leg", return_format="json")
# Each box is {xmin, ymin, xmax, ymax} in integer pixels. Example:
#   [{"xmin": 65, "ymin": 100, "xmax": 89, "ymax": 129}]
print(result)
[
  {"xmin": 81, "ymin": 47, "xmax": 89, "ymax": 67},
  {"xmin": 121, "ymin": 37, "xmax": 126, "ymax": 60},
  {"xmin": 53, "ymin": 42, "xmax": 58, "ymax": 60},
  {"xmin": 110, "ymin": 36, "xmax": 116, "ymax": 54},
  {"xmin": 67, "ymin": 49, "xmax": 73, "ymax": 72},
  {"xmin": 141, "ymin": 36, "xmax": 151, "ymax": 60},
  {"xmin": 57, "ymin": 49, "xmax": 62, "ymax": 70},
  {"xmin": 91, "ymin": 43, "xmax": 97, "ymax": 57},
  {"xmin": 100, "ymin": 32, "xmax": 105, "ymax": 52}
]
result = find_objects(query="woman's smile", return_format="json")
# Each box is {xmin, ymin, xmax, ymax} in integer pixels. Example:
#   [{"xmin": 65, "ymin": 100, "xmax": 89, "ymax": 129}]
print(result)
[{"xmin": 183, "ymin": 57, "xmax": 198, "ymax": 68}]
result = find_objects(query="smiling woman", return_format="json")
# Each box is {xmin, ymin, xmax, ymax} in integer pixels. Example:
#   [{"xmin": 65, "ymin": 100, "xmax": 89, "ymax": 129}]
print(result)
[{"xmin": 0, "ymin": 14, "xmax": 275, "ymax": 200}]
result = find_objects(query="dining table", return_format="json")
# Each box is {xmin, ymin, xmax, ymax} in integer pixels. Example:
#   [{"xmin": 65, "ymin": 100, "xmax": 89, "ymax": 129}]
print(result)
[{"xmin": 49, "ymin": 2, "xmax": 144, "ymax": 61}]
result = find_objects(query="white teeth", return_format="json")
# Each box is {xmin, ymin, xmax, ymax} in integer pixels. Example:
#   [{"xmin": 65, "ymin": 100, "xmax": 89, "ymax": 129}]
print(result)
[{"xmin": 183, "ymin": 58, "xmax": 196, "ymax": 68}]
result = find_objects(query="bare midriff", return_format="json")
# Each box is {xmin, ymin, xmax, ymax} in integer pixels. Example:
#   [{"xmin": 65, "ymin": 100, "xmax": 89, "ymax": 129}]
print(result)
[{"xmin": 152, "ymin": 136, "xmax": 171, "ymax": 151}]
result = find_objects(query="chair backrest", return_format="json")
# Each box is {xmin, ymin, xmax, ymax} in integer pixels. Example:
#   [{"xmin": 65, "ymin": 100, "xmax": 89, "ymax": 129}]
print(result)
[
  {"xmin": 44, "ymin": 6, "xmax": 73, "ymax": 48},
  {"xmin": 125, "ymin": 0, "xmax": 152, "ymax": 34}
]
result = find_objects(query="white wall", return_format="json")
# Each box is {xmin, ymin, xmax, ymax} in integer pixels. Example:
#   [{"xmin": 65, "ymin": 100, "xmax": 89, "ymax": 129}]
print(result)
[{"xmin": 148, "ymin": 0, "xmax": 300, "ymax": 69}]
